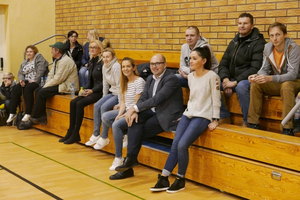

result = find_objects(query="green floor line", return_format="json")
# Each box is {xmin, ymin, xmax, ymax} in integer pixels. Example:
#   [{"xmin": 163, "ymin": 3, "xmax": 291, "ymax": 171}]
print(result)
[
  {"xmin": 11, "ymin": 142, "xmax": 145, "ymax": 200},
  {"xmin": 0, "ymin": 141, "xmax": 11, "ymax": 145}
]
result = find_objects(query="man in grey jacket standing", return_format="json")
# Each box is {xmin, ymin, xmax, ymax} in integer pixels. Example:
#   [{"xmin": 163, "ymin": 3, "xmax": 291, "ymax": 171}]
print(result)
[
  {"xmin": 248, "ymin": 22, "xmax": 300, "ymax": 136},
  {"xmin": 177, "ymin": 26, "xmax": 219, "ymax": 87}
]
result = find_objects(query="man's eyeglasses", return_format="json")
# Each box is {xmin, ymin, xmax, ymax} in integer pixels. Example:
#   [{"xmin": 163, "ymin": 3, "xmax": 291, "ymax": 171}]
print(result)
[
  {"xmin": 150, "ymin": 62, "xmax": 165, "ymax": 67},
  {"xmin": 89, "ymin": 46, "xmax": 99, "ymax": 50},
  {"xmin": 2, "ymin": 77, "xmax": 10, "ymax": 80}
]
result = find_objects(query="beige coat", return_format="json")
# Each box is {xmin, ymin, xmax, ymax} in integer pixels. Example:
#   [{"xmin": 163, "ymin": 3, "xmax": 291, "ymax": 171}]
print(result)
[{"xmin": 44, "ymin": 54, "xmax": 79, "ymax": 93}]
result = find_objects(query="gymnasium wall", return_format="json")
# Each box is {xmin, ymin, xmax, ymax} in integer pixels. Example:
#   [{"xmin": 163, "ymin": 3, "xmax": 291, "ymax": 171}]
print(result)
[
  {"xmin": 55, "ymin": 0, "xmax": 300, "ymax": 53},
  {"xmin": 0, "ymin": 0, "xmax": 55, "ymax": 78}
]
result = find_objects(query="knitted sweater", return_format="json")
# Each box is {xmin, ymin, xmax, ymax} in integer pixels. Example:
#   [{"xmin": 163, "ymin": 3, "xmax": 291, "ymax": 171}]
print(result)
[{"xmin": 184, "ymin": 70, "xmax": 221, "ymax": 121}]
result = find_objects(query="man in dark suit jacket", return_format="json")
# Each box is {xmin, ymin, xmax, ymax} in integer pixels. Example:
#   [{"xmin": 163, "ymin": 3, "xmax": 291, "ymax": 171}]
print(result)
[{"xmin": 109, "ymin": 54, "xmax": 184, "ymax": 180}]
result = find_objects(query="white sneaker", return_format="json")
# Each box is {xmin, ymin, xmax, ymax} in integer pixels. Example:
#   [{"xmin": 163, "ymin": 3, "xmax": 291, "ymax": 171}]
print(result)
[
  {"xmin": 122, "ymin": 135, "xmax": 128, "ymax": 148},
  {"xmin": 6, "ymin": 114, "xmax": 17, "ymax": 123},
  {"xmin": 85, "ymin": 135, "xmax": 100, "ymax": 146},
  {"xmin": 109, "ymin": 157, "xmax": 124, "ymax": 171},
  {"xmin": 93, "ymin": 137, "xmax": 110, "ymax": 150},
  {"xmin": 22, "ymin": 114, "xmax": 31, "ymax": 122}
]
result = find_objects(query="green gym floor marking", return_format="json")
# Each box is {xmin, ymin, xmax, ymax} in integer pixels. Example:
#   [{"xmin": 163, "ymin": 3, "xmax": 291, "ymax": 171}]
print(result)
[{"xmin": 3, "ymin": 142, "xmax": 145, "ymax": 200}]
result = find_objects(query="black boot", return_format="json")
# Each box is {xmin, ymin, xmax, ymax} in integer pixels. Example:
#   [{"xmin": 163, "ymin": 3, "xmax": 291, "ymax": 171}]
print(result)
[
  {"xmin": 115, "ymin": 157, "xmax": 139, "ymax": 172},
  {"xmin": 59, "ymin": 129, "xmax": 73, "ymax": 143},
  {"xmin": 109, "ymin": 168, "xmax": 134, "ymax": 180},
  {"xmin": 64, "ymin": 130, "xmax": 81, "ymax": 144}
]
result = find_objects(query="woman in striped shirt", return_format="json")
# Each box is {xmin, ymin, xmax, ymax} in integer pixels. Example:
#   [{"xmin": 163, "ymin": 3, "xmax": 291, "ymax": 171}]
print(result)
[{"xmin": 102, "ymin": 57, "xmax": 146, "ymax": 172}]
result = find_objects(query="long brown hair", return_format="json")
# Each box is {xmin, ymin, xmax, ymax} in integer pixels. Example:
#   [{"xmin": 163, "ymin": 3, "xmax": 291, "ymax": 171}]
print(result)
[{"xmin": 120, "ymin": 57, "xmax": 139, "ymax": 94}]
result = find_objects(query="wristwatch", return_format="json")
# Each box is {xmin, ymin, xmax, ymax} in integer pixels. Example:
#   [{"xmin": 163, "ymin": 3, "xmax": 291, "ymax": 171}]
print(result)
[{"xmin": 212, "ymin": 118, "xmax": 219, "ymax": 121}]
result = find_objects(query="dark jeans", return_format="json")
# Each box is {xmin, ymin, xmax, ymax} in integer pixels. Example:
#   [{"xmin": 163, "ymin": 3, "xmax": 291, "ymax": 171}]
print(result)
[
  {"xmin": 163, "ymin": 115, "xmax": 209, "ymax": 176},
  {"xmin": 31, "ymin": 86, "xmax": 59, "ymax": 118},
  {"xmin": 69, "ymin": 92, "xmax": 102, "ymax": 132},
  {"xmin": 9, "ymin": 82, "xmax": 39, "ymax": 114},
  {"xmin": 127, "ymin": 110, "xmax": 164, "ymax": 158}
]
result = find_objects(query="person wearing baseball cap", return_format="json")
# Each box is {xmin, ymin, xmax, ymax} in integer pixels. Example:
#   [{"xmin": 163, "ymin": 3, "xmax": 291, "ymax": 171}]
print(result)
[{"xmin": 30, "ymin": 41, "xmax": 79, "ymax": 125}]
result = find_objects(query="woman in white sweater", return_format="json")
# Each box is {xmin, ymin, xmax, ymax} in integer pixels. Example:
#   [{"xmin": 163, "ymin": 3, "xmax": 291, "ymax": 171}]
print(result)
[
  {"xmin": 150, "ymin": 46, "xmax": 221, "ymax": 193},
  {"xmin": 85, "ymin": 47, "xmax": 121, "ymax": 149}
]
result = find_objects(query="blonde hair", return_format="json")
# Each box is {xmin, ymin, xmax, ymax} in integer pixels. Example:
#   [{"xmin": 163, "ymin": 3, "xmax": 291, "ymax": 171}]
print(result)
[
  {"xmin": 120, "ymin": 57, "xmax": 139, "ymax": 94},
  {"xmin": 89, "ymin": 40, "xmax": 104, "ymax": 58},
  {"xmin": 83, "ymin": 29, "xmax": 100, "ymax": 45},
  {"xmin": 102, "ymin": 39, "xmax": 111, "ymax": 49},
  {"xmin": 88, "ymin": 29, "xmax": 100, "ymax": 41},
  {"xmin": 3, "ymin": 72, "xmax": 14, "ymax": 80}
]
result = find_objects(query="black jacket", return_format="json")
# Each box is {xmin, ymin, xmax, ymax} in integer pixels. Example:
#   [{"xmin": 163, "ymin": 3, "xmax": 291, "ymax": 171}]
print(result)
[
  {"xmin": 85, "ymin": 56, "xmax": 103, "ymax": 94},
  {"xmin": 65, "ymin": 40, "xmax": 83, "ymax": 71},
  {"xmin": 137, "ymin": 69, "xmax": 184, "ymax": 131},
  {"xmin": 218, "ymin": 27, "xmax": 266, "ymax": 82},
  {"xmin": 0, "ymin": 81, "xmax": 15, "ymax": 105}
]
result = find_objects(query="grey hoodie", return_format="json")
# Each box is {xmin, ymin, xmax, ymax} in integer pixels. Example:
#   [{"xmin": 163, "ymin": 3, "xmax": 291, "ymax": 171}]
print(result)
[
  {"xmin": 258, "ymin": 37, "xmax": 300, "ymax": 83},
  {"xmin": 18, "ymin": 53, "xmax": 49, "ymax": 84},
  {"xmin": 180, "ymin": 36, "xmax": 219, "ymax": 74}
]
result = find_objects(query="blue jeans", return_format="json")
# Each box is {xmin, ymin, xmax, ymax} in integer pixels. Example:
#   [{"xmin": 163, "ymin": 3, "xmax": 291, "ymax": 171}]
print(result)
[
  {"xmin": 79, "ymin": 66, "xmax": 89, "ymax": 87},
  {"xmin": 93, "ymin": 94, "xmax": 118, "ymax": 138},
  {"xmin": 175, "ymin": 74, "xmax": 189, "ymax": 88},
  {"xmin": 163, "ymin": 115, "xmax": 210, "ymax": 177},
  {"xmin": 102, "ymin": 109, "xmax": 128, "ymax": 158},
  {"xmin": 220, "ymin": 79, "xmax": 250, "ymax": 123}
]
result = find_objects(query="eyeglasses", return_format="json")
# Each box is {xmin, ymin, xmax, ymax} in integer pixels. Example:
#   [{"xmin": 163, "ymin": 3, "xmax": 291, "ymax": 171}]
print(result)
[
  {"xmin": 89, "ymin": 46, "xmax": 99, "ymax": 50},
  {"xmin": 150, "ymin": 62, "xmax": 165, "ymax": 67},
  {"xmin": 2, "ymin": 77, "xmax": 10, "ymax": 80}
]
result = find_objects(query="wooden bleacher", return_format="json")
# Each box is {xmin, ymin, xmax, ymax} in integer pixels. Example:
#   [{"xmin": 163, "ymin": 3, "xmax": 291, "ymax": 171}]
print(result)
[{"xmin": 34, "ymin": 50, "xmax": 300, "ymax": 200}]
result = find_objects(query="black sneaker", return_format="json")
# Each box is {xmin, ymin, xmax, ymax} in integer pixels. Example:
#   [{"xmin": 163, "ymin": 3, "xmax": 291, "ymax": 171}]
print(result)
[
  {"xmin": 109, "ymin": 168, "xmax": 134, "ymax": 180},
  {"xmin": 150, "ymin": 174, "xmax": 169, "ymax": 191},
  {"xmin": 248, "ymin": 123, "xmax": 259, "ymax": 129},
  {"xmin": 282, "ymin": 128, "xmax": 294, "ymax": 136},
  {"xmin": 166, "ymin": 176, "xmax": 185, "ymax": 193}
]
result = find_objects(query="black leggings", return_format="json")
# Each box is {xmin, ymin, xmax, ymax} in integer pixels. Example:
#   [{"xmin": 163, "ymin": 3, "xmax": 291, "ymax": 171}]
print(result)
[
  {"xmin": 9, "ymin": 82, "xmax": 39, "ymax": 114},
  {"xmin": 69, "ymin": 92, "xmax": 102, "ymax": 132}
]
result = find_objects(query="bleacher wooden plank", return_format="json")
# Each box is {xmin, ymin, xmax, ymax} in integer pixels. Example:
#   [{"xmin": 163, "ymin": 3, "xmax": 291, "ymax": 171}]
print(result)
[
  {"xmin": 115, "ymin": 49, "xmax": 224, "ymax": 69},
  {"xmin": 231, "ymin": 114, "xmax": 282, "ymax": 133},
  {"xmin": 188, "ymin": 146, "xmax": 300, "ymax": 200},
  {"xmin": 194, "ymin": 124, "xmax": 300, "ymax": 172},
  {"xmin": 46, "ymin": 95, "xmax": 94, "ymax": 119},
  {"xmin": 224, "ymin": 93, "xmax": 282, "ymax": 121}
]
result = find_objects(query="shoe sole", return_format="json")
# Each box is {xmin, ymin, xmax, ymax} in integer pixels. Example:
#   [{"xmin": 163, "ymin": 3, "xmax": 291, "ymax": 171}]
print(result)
[
  {"xmin": 93, "ymin": 140, "xmax": 110, "ymax": 150},
  {"xmin": 166, "ymin": 187, "xmax": 185, "ymax": 193},
  {"xmin": 85, "ymin": 141, "xmax": 97, "ymax": 146},
  {"xmin": 150, "ymin": 187, "xmax": 169, "ymax": 192},
  {"xmin": 109, "ymin": 173, "xmax": 134, "ymax": 180}
]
